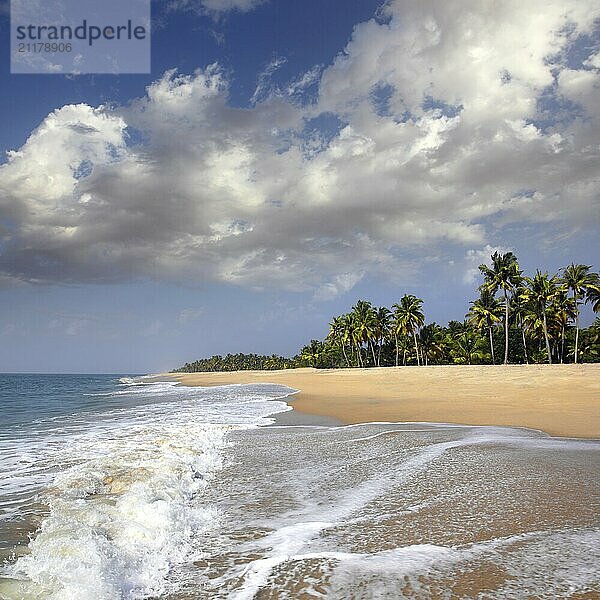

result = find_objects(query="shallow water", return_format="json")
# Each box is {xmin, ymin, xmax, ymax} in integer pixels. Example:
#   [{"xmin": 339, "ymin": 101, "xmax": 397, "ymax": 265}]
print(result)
[{"xmin": 0, "ymin": 375, "xmax": 599, "ymax": 599}]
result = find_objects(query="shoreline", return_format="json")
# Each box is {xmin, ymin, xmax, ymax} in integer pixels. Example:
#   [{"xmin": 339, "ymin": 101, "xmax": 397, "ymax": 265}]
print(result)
[
  {"xmin": 166, "ymin": 364, "xmax": 600, "ymax": 439},
  {"xmin": 271, "ymin": 406, "xmax": 343, "ymax": 427}
]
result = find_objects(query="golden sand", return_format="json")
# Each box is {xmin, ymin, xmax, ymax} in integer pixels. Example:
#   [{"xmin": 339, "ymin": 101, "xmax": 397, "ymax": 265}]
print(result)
[{"xmin": 169, "ymin": 364, "xmax": 600, "ymax": 439}]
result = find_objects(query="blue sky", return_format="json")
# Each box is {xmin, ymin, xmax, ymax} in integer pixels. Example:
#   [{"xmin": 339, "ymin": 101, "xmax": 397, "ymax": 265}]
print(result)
[{"xmin": 0, "ymin": 0, "xmax": 598, "ymax": 373}]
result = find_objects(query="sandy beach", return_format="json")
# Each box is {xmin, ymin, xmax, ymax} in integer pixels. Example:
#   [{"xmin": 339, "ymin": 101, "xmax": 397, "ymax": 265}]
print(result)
[{"xmin": 170, "ymin": 364, "xmax": 600, "ymax": 439}]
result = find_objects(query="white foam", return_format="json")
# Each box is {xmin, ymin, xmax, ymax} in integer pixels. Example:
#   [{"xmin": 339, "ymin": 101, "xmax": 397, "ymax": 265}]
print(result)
[
  {"xmin": 227, "ymin": 432, "xmax": 492, "ymax": 599},
  {"xmin": 4, "ymin": 424, "xmax": 223, "ymax": 599},
  {"xmin": 0, "ymin": 381, "xmax": 295, "ymax": 600},
  {"xmin": 320, "ymin": 528, "xmax": 600, "ymax": 598},
  {"xmin": 221, "ymin": 422, "xmax": 600, "ymax": 599}
]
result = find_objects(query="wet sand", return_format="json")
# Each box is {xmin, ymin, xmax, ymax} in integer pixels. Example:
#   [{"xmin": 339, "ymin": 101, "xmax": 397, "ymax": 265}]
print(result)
[
  {"xmin": 168, "ymin": 421, "xmax": 600, "ymax": 598},
  {"xmin": 168, "ymin": 364, "xmax": 600, "ymax": 439}
]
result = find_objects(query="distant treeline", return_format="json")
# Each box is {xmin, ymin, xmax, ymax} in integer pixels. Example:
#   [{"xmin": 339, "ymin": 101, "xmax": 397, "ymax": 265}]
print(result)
[
  {"xmin": 172, "ymin": 353, "xmax": 295, "ymax": 373},
  {"xmin": 173, "ymin": 254, "xmax": 600, "ymax": 372}
]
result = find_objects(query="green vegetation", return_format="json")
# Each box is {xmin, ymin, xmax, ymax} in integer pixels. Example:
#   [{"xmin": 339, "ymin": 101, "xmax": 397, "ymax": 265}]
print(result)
[
  {"xmin": 174, "ymin": 254, "xmax": 600, "ymax": 372},
  {"xmin": 172, "ymin": 353, "xmax": 295, "ymax": 373}
]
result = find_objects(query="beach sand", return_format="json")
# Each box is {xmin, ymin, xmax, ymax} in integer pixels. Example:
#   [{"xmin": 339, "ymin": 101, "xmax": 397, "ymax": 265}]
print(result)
[{"xmin": 169, "ymin": 364, "xmax": 600, "ymax": 439}]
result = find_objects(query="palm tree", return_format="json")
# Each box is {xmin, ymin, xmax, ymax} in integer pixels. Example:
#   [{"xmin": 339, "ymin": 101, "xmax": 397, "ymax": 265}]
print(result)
[
  {"xmin": 448, "ymin": 323, "xmax": 488, "ymax": 365},
  {"xmin": 561, "ymin": 264, "xmax": 600, "ymax": 363},
  {"xmin": 512, "ymin": 285, "xmax": 531, "ymax": 364},
  {"xmin": 392, "ymin": 295, "xmax": 425, "ymax": 365},
  {"xmin": 328, "ymin": 316, "xmax": 350, "ymax": 367},
  {"xmin": 419, "ymin": 323, "xmax": 445, "ymax": 366},
  {"xmin": 374, "ymin": 306, "xmax": 391, "ymax": 366},
  {"xmin": 467, "ymin": 289, "xmax": 503, "ymax": 364},
  {"xmin": 351, "ymin": 300, "xmax": 378, "ymax": 367},
  {"xmin": 341, "ymin": 314, "xmax": 358, "ymax": 367},
  {"xmin": 478, "ymin": 251, "xmax": 521, "ymax": 364},
  {"xmin": 522, "ymin": 271, "xmax": 562, "ymax": 364},
  {"xmin": 391, "ymin": 307, "xmax": 406, "ymax": 366},
  {"xmin": 300, "ymin": 340, "xmax": 324, "ymax": 367},
  {"xmin": 574, "ymin": 316, "xmax": 600, "ymax": 362},
  {"xmin": 549, "ymin": 290, "xmax": 576, "ymax": 363},
  {"xmin": 587, "ymin": 282, "xmax": 600, "ymax": 313}
]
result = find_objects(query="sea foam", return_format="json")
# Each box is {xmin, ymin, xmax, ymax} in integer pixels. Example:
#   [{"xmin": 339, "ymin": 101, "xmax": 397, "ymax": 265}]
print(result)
[{"xmin": 0, "ymin": 380, "xmax": 294, "ymax": 600}]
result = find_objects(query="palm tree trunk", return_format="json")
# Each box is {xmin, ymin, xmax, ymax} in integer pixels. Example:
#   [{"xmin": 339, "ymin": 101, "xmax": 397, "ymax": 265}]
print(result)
[
  {"xmin": 342, "ymin": 344, "xmax": 350, "ymax": 368},
  {"xmin": 394, "ymin": 334, "xmax": 399, "ymax": 367},
  {"xmin": 369, "ymin": 341, "xmax": 377, "ymax": 367},
  {"xmin": 403, "ymin": 348, "xmax": 407, "ymax": 366},
  {"xmin": 488, "ymin": 327, "xmax": 495, "ymax": 365},
  {"xmin": 413, "ymin": 331, "xmax": 420, "ymax": 366},
  {"xmin": 521, "ymin": 325, "xmax": 528, "ymax": 364},
  {"xmin": 574, "ymin": 292, "xmax": 580, "ymax": 364},
  {"xmin": 503, "ymin": 289, "xmax": 509, "ymax": 364},
  {"xmin": 560, "ymin": 326, "xmax": 565, "ymax": 364},
  {"xmin": 542, "ymin": 310, "xmax": 552, "ymax": 364}
]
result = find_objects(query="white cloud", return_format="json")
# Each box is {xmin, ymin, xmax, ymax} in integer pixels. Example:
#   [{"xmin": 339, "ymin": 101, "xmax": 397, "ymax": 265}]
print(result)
[
  {"xmin": 287, "ymin": 65, "xmax": 323, "ymax": 99},
  {"xmin": 167, "ymin": 0, "xmax": 266, "ymax": 16},
  {"xmin": 202, "ymin": 0, "xmax": 265, "ymax": 13},
  {"xmin": 558, "ymin": 67, "xmax": 600, "ymax": 119},
  {"xmin": 463, "ymin": 245, "xmax": 512, "ymax": 285},
  {"xmin": 313, "ymin": 272, "xmax": 365, "ymax": 302},
  {"xmin": 1, "ymin": 0, "xmax": 598, "ymax": 297},
  {"xmin": 251, "ymin": 56, "xmax": 288, "ymax": 105}
]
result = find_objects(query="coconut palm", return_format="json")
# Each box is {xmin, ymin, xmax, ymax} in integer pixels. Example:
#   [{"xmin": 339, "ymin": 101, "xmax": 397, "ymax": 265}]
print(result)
[
  {"xmin": 419, "ymin": 323, "xmax": 445, "ymax": 366},
  {"xmin": 512, "ymin": 285, "xmax": 532, "ymax": 364},
  {"xmin": 390, "ymin": 308, "xmax": 412, "ymax": 366},
  {"xmin": 449, "ymin": 330, "xmax": 488, "ymax": 365},
  {"xmin": 390, "ymin": 308, "xmax": 406, "ymax": 366},
  {"xmin": 392, "ymin": 295, "xmax": 425, "ymax": 366},
  {"xmin": 467, "ymin": 289, "xmax": 503, "ymax": 364},
  {"xmin": 328, "ymin": 316, "xmax": 350, "ymax": 367},
  {"xmin": 522, "ymin": 271, "xmax": 562, "ymax": 364},
  {"xmin": 374, "ymin": 306, "xmax": 391, "ymax": 366},
  {"xmin": 351, "ymin": 300, "xmax": 378, "ymax": 366},
  {"xmin": 300, "ymin": 340, "xmax": 324, "ymax": 367},
  {"xmin": 587, "ymin": 282, "xmax": 600, "ymax": 313},
  {"xmin": 478, "ymin": 251, "xmax": 521, "ymax": 364},
  {"xmin": 341, "ymin": 314, "xmax": 358, "ymax": 367},
  {"xmin": 574, "ymin": 316, "xmax": 600, "ymax": 362},
  {"xmin": 548, "ymin": 290, "xmax": 576, "ymax": 363},
  {"xmin": 561, "ymin": 264, "xmax": 600, "ymax": 363}
]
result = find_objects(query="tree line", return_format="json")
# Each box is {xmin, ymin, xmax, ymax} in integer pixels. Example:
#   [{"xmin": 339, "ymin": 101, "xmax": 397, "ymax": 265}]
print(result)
[
  {"xmin": 174, "ymin": 254, "xmax": 600, "ymax": 372},
  {"xmin": 172, "ymin": 352, "xmax": 295, "ymax": 373}
]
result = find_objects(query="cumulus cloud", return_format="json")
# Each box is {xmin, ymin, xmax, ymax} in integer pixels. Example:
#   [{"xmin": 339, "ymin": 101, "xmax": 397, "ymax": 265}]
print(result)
[{"xmin": 1, "ymin": 0, "xmax": 599, "ymax": 298}]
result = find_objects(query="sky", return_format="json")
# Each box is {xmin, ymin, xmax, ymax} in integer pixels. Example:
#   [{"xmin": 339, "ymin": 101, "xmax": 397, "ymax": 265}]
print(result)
[{"xmin": 0, "ymin": 0, "xmax": 599, "ymax": 373}]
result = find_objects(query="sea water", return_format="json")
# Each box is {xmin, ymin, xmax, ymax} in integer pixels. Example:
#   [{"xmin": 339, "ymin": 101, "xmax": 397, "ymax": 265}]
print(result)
[{"xmin": 0, "ymin": 374, "xmax": 599, "ymax": 599}]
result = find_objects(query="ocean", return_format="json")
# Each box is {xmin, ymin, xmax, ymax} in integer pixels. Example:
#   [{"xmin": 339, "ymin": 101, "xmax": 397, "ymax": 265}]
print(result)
[{"xmin": 0, "ymin": 374, "xmax": 599, "ymax": 599}]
